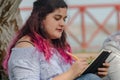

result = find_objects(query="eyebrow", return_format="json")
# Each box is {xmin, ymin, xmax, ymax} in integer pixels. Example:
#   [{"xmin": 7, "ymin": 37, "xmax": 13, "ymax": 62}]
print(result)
[{"xmin": 54, "ymin": 14, "xmax": 67, "ymax": 18}]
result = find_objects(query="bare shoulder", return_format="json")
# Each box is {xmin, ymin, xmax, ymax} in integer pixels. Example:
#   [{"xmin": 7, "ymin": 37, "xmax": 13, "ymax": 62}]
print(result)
[{"xmin": 15, "ymin": 36, "xmax": 34, "ymax": 48}]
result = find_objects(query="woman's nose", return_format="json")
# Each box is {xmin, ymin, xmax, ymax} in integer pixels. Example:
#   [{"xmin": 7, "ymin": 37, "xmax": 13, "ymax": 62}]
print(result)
[{"xmin": 60, "ymin": 20, "xmax": 65, "ymax": 26}]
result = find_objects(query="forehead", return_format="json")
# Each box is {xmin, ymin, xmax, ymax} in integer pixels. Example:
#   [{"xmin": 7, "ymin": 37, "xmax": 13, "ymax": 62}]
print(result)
[{"xmin": 51, "ymin": 8, "xmax": 67, "ymax": 16}]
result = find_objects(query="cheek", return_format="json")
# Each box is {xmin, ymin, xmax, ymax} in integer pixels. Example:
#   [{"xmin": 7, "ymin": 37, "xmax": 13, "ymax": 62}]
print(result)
[
  {"xmin": 43, "ymin": 25, "xmax": 55, "ymax": 35},
  {"xmin": 44, "ymin": 22, "xmax": 56, "ymax": 32},
  {"xmin": 42, "ymin": 20, "xmax": 59, "ymax": 38},
  {"xmin": 43, "ymin": 21, "xmax": 55, "ymax": 29}
]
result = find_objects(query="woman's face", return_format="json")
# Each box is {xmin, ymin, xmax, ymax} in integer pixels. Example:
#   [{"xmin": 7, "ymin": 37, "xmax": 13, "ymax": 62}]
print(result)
[{"xmin": 42, "ymin": 8, "xmax": 67, "ymax": 39}]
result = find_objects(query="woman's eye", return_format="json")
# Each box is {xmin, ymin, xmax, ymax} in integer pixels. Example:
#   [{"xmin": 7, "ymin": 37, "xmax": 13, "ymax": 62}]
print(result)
[
  {"xmin": 54, "ymin": 16, "xmax": 61, "ymax": 21},
  {"xmin": 54, "ymin": 16, "xmax": 67, "ymax": 22}
]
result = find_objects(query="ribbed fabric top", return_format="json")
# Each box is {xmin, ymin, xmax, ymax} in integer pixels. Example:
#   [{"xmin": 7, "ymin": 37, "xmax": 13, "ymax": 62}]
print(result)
[{"xmin": 8, "ymin": 47, "xmax": 71, "ymax": 80}]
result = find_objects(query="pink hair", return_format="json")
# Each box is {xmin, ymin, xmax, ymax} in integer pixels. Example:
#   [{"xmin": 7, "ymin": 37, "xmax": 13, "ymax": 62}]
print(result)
[
  {"xmin": 3, "ymin": 32, "xmax": 73, "ymax": 71},
  {"xmin": 32, "ymin": 32, "xmax": 73, "ymax": 62}
]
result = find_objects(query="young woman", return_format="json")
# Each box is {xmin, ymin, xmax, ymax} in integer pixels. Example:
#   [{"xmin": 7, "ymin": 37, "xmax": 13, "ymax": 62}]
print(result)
[{"xmin": 3, "ymin": 0, "xmax": 109, "ymax": 80}]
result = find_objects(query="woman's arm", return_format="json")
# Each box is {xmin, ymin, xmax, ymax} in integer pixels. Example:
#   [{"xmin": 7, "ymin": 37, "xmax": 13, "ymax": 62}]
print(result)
[
  {"xmin": 8, "ymin": 47, "xmax": 41, "ymax": 80},
  {"xmin": 52, "ymin": 59, "xmax": 88, "ymax": 80}
]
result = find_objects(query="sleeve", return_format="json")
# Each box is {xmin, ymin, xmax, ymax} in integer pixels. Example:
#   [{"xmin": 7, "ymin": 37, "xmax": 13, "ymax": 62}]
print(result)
[
  {"xmin": 102, "ymin": 31, "xmax": 120, "ymax": 80},
  {"xmin": 8, "ymin": 48, "xmax": 41, "ymax": 80}
]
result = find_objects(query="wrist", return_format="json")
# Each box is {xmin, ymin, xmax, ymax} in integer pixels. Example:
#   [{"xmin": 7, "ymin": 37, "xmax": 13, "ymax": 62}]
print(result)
[{"xmin": 67, "ymin": 68, "xmax": 79, "ymax": 79}]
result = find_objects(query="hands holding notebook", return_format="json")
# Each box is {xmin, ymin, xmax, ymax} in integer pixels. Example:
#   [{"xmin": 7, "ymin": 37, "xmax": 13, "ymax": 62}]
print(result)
[
  {"xmin": 97, "ymin": 62, "xmax": 110, "ymax": 77},
  {"xmin": 67, "ymin": 50, "xmax": 110, "ymax": 79}
]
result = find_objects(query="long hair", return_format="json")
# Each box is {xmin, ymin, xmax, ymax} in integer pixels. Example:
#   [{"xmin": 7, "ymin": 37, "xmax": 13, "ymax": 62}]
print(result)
[{"xmin": 3, "ymin": 0, "xmax": 72, "ymax": 70}]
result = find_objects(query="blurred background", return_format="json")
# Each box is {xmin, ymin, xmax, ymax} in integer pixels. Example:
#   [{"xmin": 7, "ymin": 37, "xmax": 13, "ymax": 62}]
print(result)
[
  {"xmin": 0, "ymin": 0, "xmax": 120, "ymax": 79},
  {"xmin": 20, "ymin": 0, "xmax": 120, "ymax": 53}
]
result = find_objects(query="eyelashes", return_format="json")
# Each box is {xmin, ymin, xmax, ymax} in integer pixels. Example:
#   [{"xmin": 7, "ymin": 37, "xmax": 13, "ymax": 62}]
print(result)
[
  {"xmin": 54, "ymin": 17, "xmax": 61, "ymax": 21},
  {"xmin": 54, "ymin": 16, "xmax": 67, "ymax": 22}
]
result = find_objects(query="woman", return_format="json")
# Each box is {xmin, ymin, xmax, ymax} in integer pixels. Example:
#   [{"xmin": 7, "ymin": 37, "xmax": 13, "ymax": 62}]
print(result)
[{"xmin": 3, "ymin": 0, "xmax": 109, "ymax": 80}]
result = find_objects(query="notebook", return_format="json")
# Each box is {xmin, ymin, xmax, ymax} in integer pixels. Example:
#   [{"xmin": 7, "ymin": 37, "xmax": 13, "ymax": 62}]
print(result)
[{"xmin": 75, "ymin": 50, "xmax": 111, "ymax": 80}]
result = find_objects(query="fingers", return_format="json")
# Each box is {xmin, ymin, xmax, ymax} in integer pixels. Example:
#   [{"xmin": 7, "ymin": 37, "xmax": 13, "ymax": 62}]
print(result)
[
  {"xmin": 77, "ymin": 59, "xmax": 88, "ymax": 66},
  {"xmin": 76, "ymin": 59, "xmax": 88, "ymax": 69},
  {"xmin": 97, "ymin": 62, "xmax": 110, "ymax": 77},
  {"xmin": 70, "ymin": 59, "xmax": 88, "ymax": 77},
  {"xmin": 98, "ymin": 68, "xmax": 108, "ymax": 77},
  {"xmin": 103, "ymin": 62, "xmax": 110, "ymax": 68},
  {"xmin": 98, "ymin": 71, "xmax": 108, "ymax": 77},
  {"xmin": 98, "ymin": 68, "xmax": 108, "ymax": 72}
]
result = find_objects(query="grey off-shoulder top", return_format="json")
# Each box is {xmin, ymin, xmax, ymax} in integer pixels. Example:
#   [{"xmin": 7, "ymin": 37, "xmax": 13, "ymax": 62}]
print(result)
[{"xmin": 8, "ymin": 47, "xmax": 71, "ymax": 80}]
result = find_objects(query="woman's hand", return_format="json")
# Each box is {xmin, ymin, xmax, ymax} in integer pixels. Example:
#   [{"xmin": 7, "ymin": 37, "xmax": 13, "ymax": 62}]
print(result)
[
  {"xmin": 97, "ymin": 62, "xmax": 110, "ymax": 77},
  {"xmin": 68, "ymin": 58, "xmax": 88, "ymax": 79}
]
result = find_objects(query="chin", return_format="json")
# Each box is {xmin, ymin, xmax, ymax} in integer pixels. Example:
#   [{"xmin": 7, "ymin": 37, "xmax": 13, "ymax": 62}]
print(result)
[
  {"xmin": 52, "ymin": 35, "xmax": 62, "ymax": 39},
  {"xmin": 57, "ymin": 35, "xmax": 62, "ymax": 39}
]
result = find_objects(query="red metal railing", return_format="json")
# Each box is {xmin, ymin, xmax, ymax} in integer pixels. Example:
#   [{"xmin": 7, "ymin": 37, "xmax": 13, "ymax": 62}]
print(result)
[
  {"xmin": 20, "ymin": 3, "xmax": 120, "ymax": 51},
  {"xmin": 67, "ymin": 4, "xmax": 120, "ymax": 50}
]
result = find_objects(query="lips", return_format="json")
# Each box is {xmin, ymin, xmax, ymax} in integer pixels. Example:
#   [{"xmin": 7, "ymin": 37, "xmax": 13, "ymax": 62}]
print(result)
[{"xmin": 56, "ymin": 29, "xmax": 63, "ymax": 32}]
